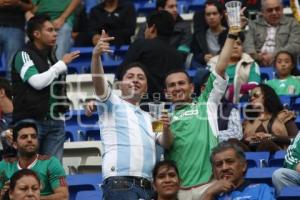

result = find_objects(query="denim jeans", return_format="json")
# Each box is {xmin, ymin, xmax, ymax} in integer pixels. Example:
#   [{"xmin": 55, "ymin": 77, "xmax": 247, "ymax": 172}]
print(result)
[
  {"xmin": 272, "ymin": 168, "xmax": 300, "ymax": 196},
  {"xmin": 102, "ymin": 177, "xmax": 154, "ymax": 200},
  {"xmin": 35, "ymin": 119, "xmax": 65, "ymax": 161},
  {"xmin": 0, "ymin": 27, "xmax": 25, "ymax": 79},
  {"xmin": 55, "ymin": 23, "xmax": 72, "ymax": 60}
]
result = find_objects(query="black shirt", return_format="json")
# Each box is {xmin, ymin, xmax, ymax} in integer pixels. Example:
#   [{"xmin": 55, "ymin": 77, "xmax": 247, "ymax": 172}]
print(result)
[
  {"xmin": 88, "ymin": 1, "xmax": 137, "ymax": 46},
  {"xmin": 118, "ymin": 36, "xmax": 184, "ymax": 101}
]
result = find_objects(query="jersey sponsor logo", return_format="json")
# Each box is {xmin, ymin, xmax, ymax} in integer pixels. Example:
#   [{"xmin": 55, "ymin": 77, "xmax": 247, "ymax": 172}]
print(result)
[{"xmin": 172, "ymin": 109, "xmax": 199, "ymax": 121}]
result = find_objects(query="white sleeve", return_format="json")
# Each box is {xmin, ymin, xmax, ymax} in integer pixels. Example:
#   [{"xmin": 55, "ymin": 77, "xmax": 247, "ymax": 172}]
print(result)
[{"xmin": 27, "ymin": 60, "xmax": 67, "ymax": 90}]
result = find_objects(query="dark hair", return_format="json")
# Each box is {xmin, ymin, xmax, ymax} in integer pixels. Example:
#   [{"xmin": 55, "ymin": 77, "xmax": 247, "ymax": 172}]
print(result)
[
  {"xmin": 13, "ymin": 119, "xmax": 38, "ymax": 142},
  {"xmin": 245, "ymin": 84, "xmax": 284, "ymax": 119},
  {"xmin": 274, "ymin": 51, "xmax": 300, "ymax": 76},
  {"xmin": 0, "ymin": 77, "xmax": 12, "ymax": 100},
  {"xmin": 164, "ymin": 68, "xmax": 192, "ymax": 88},
  {"xmin": 26, "ymin": 14, "xmax": 51, "ymax": 42},
  {"xmin": 152, "ymin": 160, "xmax": 179, "ymax": 182},
  {"xmin": 204, "ymin": 0, "xmax": 226, "ymax": 29},
  {"xmin": 156, "ymin": 0, "xmax": 168, "ymax": 9},
  {"xmin": 210, "ymin": 141, "xmax": 246, "ymax": 165},
  {"xmin": 118, "ymin": 62, "xmax": 149, "ymax": 81},
  {"xmin": 9, "ymin": 169, "xmax": 40, "ymax": 191},
  {"xmin": 146, "ymin": 10, "xmax": 174, "ymax": 37}
]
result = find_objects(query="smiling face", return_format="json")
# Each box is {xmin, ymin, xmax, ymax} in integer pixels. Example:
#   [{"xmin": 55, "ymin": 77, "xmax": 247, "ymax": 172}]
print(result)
[
  {"xmin": 212, "ymin": 148, "xmax": 247, "ymax": 186},
  {"xmin": 153, "ymin": 165, "xmax": 180, "ymax": 199},
  {"xmin": 261, "ymin": 0, "xmax": 283, "ymax": 26},
  {"xmin": 205, "ymin": 4, "xmax": 223, "ymax": 29},
  {"xmin": 165, "ymin": 72, "xmax": 194, "ymax": 103},
  {"xmin": 120, "ymin": 66, "xmax": 148, "ymax": 100},
  {"xmin": 9, "ymin": 175, "xmax": 40, "ymax": 200},
  {"xmin": 275, "ymin": 52, "xmax": 294, "ymax": 79}
]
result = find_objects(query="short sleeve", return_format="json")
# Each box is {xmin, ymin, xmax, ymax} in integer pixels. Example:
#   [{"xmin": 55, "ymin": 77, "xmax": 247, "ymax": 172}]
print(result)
[{"xmin": 48, "ymin": 157, "xmax": 67, "ymax": 189}]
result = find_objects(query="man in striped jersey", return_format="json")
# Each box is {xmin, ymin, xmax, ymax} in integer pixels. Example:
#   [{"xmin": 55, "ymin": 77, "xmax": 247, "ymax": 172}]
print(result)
[
  {"xmin": 163, "ymin": 33, "xmax": 240, "ymax": 199},
  {"xmin": 272, "ymin": 133, "xmax": 300, "ymax": 195},
  {"xmin": 11, "ymin": 15, "xmax": 79, "ymax": 160},
  {"xmin": 91, "ymin": 28, "xmax": 174, "ymax": 199}
]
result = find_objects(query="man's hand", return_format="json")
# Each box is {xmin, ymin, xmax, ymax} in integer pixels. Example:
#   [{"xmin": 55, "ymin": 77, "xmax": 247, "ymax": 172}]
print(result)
[
  {"xmin": 85, "ymin": 100, "xmax": 96, "ymax": 117},
  {"xmin": 161, "ymin": 110, "xmax": 171, "ymax": 132},
  {"xmin": 4, "ymin": 129, "xmax": 13, "ymax": 145},
  {"xmin": 92, "ymin": 30, "xmax": 114, "ymax": 56},
  {"xmin": 62, "ymin": 51, "xmax": 80, "ymax": 64},
  {"xmin": 0, "ymin": 181, "xmax": 10, "ymax": 200},
  {"xmin": 53, "ymin": 17, "xmax": 65, "ymax": 30},
  {"xmin": 205, "ymin": 179, "xmax": 236, "ymax": 198},
  {"xmin": 92, "ymin": 31, "xmax": 109, "ymax": 46},
  {"xmin": 259, "ymin": 52, "xmax": 273, "ymax": 66}
]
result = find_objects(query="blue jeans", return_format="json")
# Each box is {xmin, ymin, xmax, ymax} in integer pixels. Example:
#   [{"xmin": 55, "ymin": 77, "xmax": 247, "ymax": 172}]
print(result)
[
  {"xmin": 272, "ymin": 168, "xmax": 300, "ymax": 196},
  {"xmin": 55, "ymin": 23, "xmax": 72, "ymax": 60},
  {"xmin": 102, "ymin": 177, "xmax": 154, "ymax": 200},
  {"xmin": 35, "ymin": 119, "xmax": 65, "ymax": 161},
  {"xmin": 0, "ymin": 27, "xmax": 24, "ymax": 79}
]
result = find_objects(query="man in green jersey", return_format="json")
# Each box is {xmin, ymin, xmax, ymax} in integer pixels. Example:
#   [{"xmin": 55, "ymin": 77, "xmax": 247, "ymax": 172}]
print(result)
[
  {"xmin": 272, "ymin": 133, "xmax": 300, "ymax": 195},
  {"xmin": 0, "ymin": 119, "xmax": 68, "ymax": 199},
  {"xmin": 163, "ymin": 31, "xmax": 240, "ymax": 199}
]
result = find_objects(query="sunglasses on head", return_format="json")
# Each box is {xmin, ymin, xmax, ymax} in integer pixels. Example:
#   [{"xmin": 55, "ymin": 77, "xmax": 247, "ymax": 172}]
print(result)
[
  {"xmin": 250, "ymin": 90, "xmax": 262, "ymax": 98},
  {"xmin": 265, "ymin": 6, "xmax": 281, "ymax": 13}
]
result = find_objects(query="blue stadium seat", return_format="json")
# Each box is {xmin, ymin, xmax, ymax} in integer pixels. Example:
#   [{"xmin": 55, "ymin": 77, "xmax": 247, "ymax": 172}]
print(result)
[
  {"xmin": 101, "ymin": 54, "xmax": 122, "ymax": 73},
  {"xmin": 269, "ymin": 150, "xmax": 286, "ymax": 167},
  {"xmin": 84, "ymin": 0, "xmax": 99, "ymax": 14},
  {"xmin": 291, "ymin": 95, "xmax": 300, "ymax": 113},
  {"xmin": 0, "ymin": 55, "xmax": 6, "ymax": 77},
  {"xmin": 76, "ymin": 190, "xmax": 102, "ymax": 200},
  {"xmin": 67, "ymin": 173, "xmax": 102, "ymax": 200},
  {"xmin": 187, "ymin": 0, "xmax": 205, "ymax": 12},
  {"xmin": 279, "ymin": 95, "xmax": 291, "ymax": 108},
  {"xmin": 69, "ymin": 47, "xmax": 93, "ymax": 73},
  {"xmin": 134, "ymin": 1, "xmax": 156, "ymax": 16},
  {"xmin": 277, "ymin": 186, "xmax": 300, "ymax": 200},
  {"xmin": 295, "ymin": 115, "xmax": 300, "ymax": 129},
  {"xmin": 245, "ymin": 167, "xmax": 279, "ymax": 186},
  {"xmin": 260, "ymin": 67, "xmax": 274, "ymax": 82},
  {"xmin": 245, "ymin": 152, "xmax": 270, "ymax": 168}
]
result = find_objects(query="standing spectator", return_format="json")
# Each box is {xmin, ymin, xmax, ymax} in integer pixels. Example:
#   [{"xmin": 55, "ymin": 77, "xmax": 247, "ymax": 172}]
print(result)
[
  {"xmin": 191, "ymin": 0, "xmax": 227, "ymax": 67},
  {"xmin": 89, "ymin": 0, "xmax": 136, "ymax": 46},
  {"xmin": 8, "ymin": 169, "xmax": 41, "ymax": 200},
  {"xmin": 152, "ymin": 160, "xmax": 180, "ymax": 200},
  {"xmin": 28, "ymin": 0, "xmax": 81, "ymax": 59},
  {"xmin": 136, "ymin": 0, "xmax": 192, "ymax": 56},
  {"xmin": 118, "ymin": 10, "xmax": 184, "ymax": 102},
  {"xmin": 0, "ymin": 77, "xmax": 16, "ymax": 158},
  {"xmin": 163, "ymin": 28, "xmax": 239, "ymax": 199},
  {"xmin": 272, "ymin": 133, "xmax": 300, "ymax": 195},
  {"xmin": 0, "ymin": 119, "xmax": 68, "ymax": 199},
  {"xmin": 267, "ymin": 51, "xmax": 300, "ymax": 95},
  {"xmin": 0, "ymin": 0, "xmax": 33, "ymax": 79},
  {"xmin": 243, "ymin": 84, "xmax": 298, "ymax": 152},
  {"xmin": 91, "ymin": 31, "xmax": 173, "ymax": 200},
  {"xmin": 203, "ymin": 142, "xmax": 275, "ymax": 199},
  {"xmin": 244, "ymin": 0, "xmax": 300, "ymax": 66},
  {"xmin": 11, "ymin": 15, "xmax": 79, "ymax": 160}
]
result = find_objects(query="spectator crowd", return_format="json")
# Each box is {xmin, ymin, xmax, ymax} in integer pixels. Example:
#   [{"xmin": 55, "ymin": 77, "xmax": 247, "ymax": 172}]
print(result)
[{"xmin": 0, "ymin": 0, "xmax": 300, "ymax": 199}]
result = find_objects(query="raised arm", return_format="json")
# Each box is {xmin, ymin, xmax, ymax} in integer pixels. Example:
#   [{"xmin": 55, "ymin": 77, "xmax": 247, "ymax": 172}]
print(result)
[{"xmin": 91, "ymin": 30, "xmax": 114, "ymax": 98}]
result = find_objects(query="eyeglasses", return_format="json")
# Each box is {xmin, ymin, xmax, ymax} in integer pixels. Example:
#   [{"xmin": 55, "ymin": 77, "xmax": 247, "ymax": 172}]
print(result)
[
  {"xmin": 265, "ymin": 6, "xmax": 281, "ymax": 13},
  {"xmin": 250, "ymin": 90, "xmax": 262, "ymax": 99}
]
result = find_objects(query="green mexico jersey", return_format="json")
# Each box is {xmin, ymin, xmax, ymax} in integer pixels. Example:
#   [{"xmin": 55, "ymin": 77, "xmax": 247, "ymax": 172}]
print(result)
[
  {"xmin": 284, "ymin": 133, "xmax": 300, "ymax": 170},
  {"xmin": 226, "ymin": 62, "xmax": 261, "ymax": 84},
  {"xmin": 166, "ymin": 72, "xmax": 228, "ymax": 187},
  {"xmin": 0, "ymin": 155, "xmax": 66, "ymax": 195},
  {"xmin": 267, "ymin": 76, "xmax": 300, "ymax": 95}
]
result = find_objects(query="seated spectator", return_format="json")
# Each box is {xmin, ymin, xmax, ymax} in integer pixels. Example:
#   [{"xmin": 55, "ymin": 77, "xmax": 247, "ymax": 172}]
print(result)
[
  {"xmin": 152, "ymin": 160, "xmax": 180, "ymax": 200},
  {"xmin": 118, "ymin": 10, "xmax": 184, "ymax": 102},
  {"xmin": 89, "ymin": 0, "xmax": 136, "ymax": 46},
  {"xmin": 191, "ymin": 0, "xmax": 227, "ymax": 67},
  {"xmin": 0, "ymin": 119, "xmax": 68, "ymax": 199},
  {"xmin": 272, "ymin": 132, "xmax": 300, "ymax": 196},
  {"xmin": 244, "ymin": 0, "xmax": 300, "ymax": 66},
  {"xmin": 243, "ymin": 84, "xmax": 298, "ymax": 152},
  {"xmin": 135, "ymin": 0, "xmax": 192, "ymax": 56},
  {"xmin": 0, "ymin": 77, "xmax": 17, "ymax": 158},
  {"xmin": 267, "ymin": 51, "xmax": 300, "ymax": 95},
  {"xmin": 208, "ymin": 32, "xmax": 261, "ymax": 103},
  {"xmin": 203, "ymin": 142, "xmax": 276, "ymax": 199},
  {"xmin": 196, "ymin": 69, "xmax": 243, "ymax": 142},
  {"xmin": 8, "ymin": 169, "xmax": 41, "ymax": 200}
]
